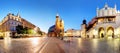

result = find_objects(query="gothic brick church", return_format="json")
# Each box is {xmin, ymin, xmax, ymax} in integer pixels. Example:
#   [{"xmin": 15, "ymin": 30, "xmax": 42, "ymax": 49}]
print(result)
[{"xmin": 48, "ymin": 13, "xmax": 64, "ymax": 38}]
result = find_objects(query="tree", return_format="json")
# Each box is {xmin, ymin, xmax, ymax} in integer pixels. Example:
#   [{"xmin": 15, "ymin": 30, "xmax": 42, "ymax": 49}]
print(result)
[
  {"xmin": 38, "ymin": 31, "xmax": 43, "ymax": 35},
  {"xmin": 16, "ymin": 25, "xmax": 24, "ymax": 34},
  {"xmin": 23, "ymin": 27, "xmax": 28, "ymax": 34},
  {"xmin": 16, "ymin": 25, "xmax": 29, "ymax": 34}
]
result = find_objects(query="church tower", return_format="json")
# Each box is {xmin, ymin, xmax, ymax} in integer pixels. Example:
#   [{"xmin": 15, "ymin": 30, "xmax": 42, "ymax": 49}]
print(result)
[
  {"xmin": 48, "ymin": 13, "xmax": 64, "ymax": 39},
  {"xmin": 60, "ymin": 19, "xmax": 64, "ymax": 36},
  {"xmin": 55, "ymin": 13, "xmax": 64, "ymax": 38},
  {"xmin": 55, "ymin": 13, "xmax": 60, "ymax": 30},
  {"xmin": 81, "ymin": 19, "xmax": 87, "ymax": 38},
  {"xmin": 60, "ymin": 19, "xmax": 64, "ymax": 30}
]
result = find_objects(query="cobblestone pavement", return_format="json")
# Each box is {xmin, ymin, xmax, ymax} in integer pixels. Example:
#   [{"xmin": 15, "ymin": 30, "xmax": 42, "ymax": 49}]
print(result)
[{"xmin": 0, "ymin": 37, "xmax": 120, "ymax": 53}]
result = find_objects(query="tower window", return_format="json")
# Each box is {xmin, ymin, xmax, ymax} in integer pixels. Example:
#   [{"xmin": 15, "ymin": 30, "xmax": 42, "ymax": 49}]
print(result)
[{"xmin": 60, "ymin": 24, "xmax": 62, "ymax": 27}]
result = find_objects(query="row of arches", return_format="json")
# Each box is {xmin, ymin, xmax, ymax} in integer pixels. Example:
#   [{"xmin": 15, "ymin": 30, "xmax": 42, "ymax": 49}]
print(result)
[{"xmin": 98, "ymin": 27, "xmax": 114, "ymax": 38}]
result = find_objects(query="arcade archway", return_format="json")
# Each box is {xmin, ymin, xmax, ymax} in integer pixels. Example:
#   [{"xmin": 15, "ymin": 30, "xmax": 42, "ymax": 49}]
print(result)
[
  {"xmin": 98, "ymin": 27, "xmax": 105, "ymax": 38},
  {"xmin": 106, "ymin": 27, "xmax": 114, "ymax": 38}
]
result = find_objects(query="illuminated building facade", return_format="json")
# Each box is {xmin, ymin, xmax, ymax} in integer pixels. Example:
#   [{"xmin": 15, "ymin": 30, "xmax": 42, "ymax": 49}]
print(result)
[
  {"xmin": 81, "ymin": 3, "xmax": 120, "ymax": 38},
  {"xmin": 0, "ymin": 13, "xmax": 36, "ymax": 36}
]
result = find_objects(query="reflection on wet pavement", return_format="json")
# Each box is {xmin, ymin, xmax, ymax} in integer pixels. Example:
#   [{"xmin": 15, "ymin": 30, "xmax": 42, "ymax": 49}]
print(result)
[
  {"xmin": 64, "ymin": 37, "xmax": 120, "ymax": 53},
  {"xmin": 0, "ymin": 37, "xmax": 120, "ymax": 53},
  {"xmin": 0, "ymin": 37, "xmax": 48, "ymax": 53}
]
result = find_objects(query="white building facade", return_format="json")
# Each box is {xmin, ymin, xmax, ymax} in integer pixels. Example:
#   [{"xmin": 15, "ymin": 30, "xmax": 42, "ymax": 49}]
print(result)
[{"xmin": 81, "ymin": 4, "xmax": 120, "ymax": 38}]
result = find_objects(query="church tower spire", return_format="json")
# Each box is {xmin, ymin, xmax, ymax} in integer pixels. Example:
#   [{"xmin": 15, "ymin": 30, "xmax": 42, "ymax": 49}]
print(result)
[
  {"xmin": 17, "ymin": 12, "xmax": 20, "ymax": 18},
  {"xmin": 56, "ymin": 12, "xmax": 59, "ymax": 18},
  {"xmin": 114, "ymin": 3, "xmax": 117, "ymax": 10},
  {"xmin": 104, "ymin": 2, "xmax": 108, "ymax": 8},
  {"xmin": 56, "ymin": 12, "xmax": 59, "ymax": 16},
  {"xmin": 55, "ymin": 13, "xmax": 60, "ymax": 29}
]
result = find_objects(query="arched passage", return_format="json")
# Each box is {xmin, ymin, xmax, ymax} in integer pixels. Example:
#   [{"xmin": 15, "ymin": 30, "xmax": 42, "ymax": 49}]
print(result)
[
  {"xmin": 98, "ymin": 27, "xmax": 105, "ymax": 38},
  {"xmin": 106, "ymin": 27, "xmax": 114, "ymax": 38}
]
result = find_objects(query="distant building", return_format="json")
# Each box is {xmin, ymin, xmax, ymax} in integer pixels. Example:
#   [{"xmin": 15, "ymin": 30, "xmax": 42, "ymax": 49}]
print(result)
[
  {"xmin": 81, "ymin": 3, "xmax": 120, "ymax": 38},
  {"xmin": 0, "ymin": 13, "xmax": 36, "ymax": 36},
  {"xmin": 73, "ymin": 30, "xmax": 81, "ymax": 37},
  {"xmin": 65, "ymin": 29, "xmax": 80, "ymax": 37},
  {"xmin": 64, "ymin": 29, "xmax": 75, "ymax": 37},
  {"xmin": 48, "ymin": 13, "xmax": 64, "ymax": 37}
]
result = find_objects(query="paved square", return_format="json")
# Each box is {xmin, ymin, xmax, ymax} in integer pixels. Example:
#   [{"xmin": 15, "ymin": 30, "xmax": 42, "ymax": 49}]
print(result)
[{"xmin": 0, "ymin": 37, "xmax": 120, "ymax": 53}]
